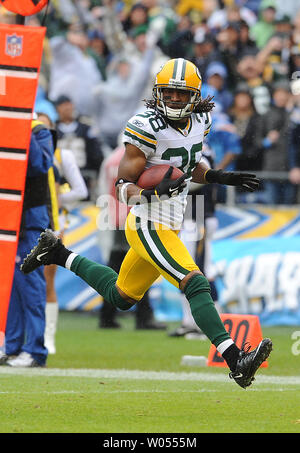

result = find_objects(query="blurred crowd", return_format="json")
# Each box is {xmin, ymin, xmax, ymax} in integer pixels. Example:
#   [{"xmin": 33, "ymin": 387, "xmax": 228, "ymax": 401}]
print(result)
[{"xmin": 1, "ymin": 0, "xmax": 300, "ymax": 204}]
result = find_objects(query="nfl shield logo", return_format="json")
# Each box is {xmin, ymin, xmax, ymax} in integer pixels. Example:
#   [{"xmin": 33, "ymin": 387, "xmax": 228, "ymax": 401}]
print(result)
[{"xmin": 5, "ymin": 34, "xmax": 23, "ymax": 58}]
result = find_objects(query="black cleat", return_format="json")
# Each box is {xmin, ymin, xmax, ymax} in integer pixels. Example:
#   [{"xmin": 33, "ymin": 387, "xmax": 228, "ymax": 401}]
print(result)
[
  {"xmin": 229, "ymin": 338, "xmax": 273, "ymax": 389},
  {"xmin": 21, "ymin": 229, "xmax": 61, "ymax": 274}
]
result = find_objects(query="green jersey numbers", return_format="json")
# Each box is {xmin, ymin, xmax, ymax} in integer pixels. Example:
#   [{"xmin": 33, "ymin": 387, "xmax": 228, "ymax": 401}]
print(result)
[
  {"xmin": 136, "ymin": 111, "xmax": 167, "ymax": 133},
  {"xmin": 161, "ymin": 143, "xmax": 203, "ymax": 177}
]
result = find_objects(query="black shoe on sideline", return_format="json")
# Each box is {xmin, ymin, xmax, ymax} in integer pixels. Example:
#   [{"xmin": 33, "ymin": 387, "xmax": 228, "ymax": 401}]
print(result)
[
  {"xmin": 136, "ymin": 320, "xmax": 167, "ymax": 330},
  {"xmin": 99, "ymin": 321, "xmax": 121, "ymax": 329}
]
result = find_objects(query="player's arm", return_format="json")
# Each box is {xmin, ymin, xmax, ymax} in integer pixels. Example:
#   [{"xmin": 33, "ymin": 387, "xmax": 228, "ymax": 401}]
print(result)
[
  {"xmin": 115, "ymin": 143, "xmax": 147, "ymax": 205},
  {"xmin": 115, "ymin": 143, "xmax": 187, "ymax": 205},
  {"xmin": 192, "ymin": 161, "xmax": 260, "ymax": 192},
  {"xmin": 191, "ymin": 161, "xmax": 210, "ymax": 184}
]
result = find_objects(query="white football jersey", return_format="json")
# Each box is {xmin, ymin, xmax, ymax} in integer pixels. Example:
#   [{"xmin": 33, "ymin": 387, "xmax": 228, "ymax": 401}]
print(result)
[{"xmin": 122, "ymin": 108, "xmax": 212, "ymax": 229}]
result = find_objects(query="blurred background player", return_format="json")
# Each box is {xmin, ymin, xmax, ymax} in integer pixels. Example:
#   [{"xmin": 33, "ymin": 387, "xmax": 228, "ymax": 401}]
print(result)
[
  {"xmin": 54, "ymin": 95, "xmax": 103, "ymax": 201},
  {"xmin": 168, "ymin": 143, "xmax": 220, "ymax": 339},
  {"xmin": 37, "ymin": 112, "xmax": 88, "ymax": 354}
]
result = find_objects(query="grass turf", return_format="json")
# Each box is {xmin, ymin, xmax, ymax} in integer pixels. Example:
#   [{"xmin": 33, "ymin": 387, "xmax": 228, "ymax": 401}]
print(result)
[{"xmin": 0, "ymin": 311, "xmax": 299, "ymax": 434}]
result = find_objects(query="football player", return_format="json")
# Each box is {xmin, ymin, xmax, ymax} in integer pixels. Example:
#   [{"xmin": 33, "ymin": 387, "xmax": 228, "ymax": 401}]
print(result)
[{"xmin": 21, "ymin": 58, "xmax": 272, "ymax": 388}]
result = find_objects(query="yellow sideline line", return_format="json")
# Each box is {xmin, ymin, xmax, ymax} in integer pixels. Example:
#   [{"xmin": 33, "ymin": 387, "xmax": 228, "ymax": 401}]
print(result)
[
  {"xmin": 83, "ymin": 295, "xmax": 103, "ymax": 311},
  {"xmin": 237, "ymin": 208, "xmax": 299, "ymax": 239}
]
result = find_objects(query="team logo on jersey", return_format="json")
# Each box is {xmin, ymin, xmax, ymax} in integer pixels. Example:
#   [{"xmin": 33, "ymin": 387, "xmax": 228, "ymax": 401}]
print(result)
[
  {"xmin": 132, "ymin": 119, "xmax": 144, "ymax": 128},
  {"xmin": 5, "ymin": 34, "xmax": 23, "ymax": 58}
]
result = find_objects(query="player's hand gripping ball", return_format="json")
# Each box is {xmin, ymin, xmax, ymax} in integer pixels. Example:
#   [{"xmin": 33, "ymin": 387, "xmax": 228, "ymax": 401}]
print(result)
[{"xmin": 0, "ymin": 0, "xmax": 48, "ymax": 16}]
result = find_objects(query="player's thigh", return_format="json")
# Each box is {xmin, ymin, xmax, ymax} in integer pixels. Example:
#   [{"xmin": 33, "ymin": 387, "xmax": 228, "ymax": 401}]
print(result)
[
  {"xmin": 116, "ymin": 247, "xmax": 161, "ymax": 301},
  {"xmin": 125, "ymin": 213, "xmax": 199, "ymax": 288}
]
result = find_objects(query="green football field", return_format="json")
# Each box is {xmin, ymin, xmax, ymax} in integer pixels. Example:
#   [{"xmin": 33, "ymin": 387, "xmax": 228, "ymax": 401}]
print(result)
[{"xmin": 0, "ymin": 311, "xmax": 299, "ymax": 434}]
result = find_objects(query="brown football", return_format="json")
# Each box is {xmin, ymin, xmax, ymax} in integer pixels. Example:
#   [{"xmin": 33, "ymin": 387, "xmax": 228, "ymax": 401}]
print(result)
[{"xmin": 137, "ymin": 165, "xmax": 184, "ymax": 190}]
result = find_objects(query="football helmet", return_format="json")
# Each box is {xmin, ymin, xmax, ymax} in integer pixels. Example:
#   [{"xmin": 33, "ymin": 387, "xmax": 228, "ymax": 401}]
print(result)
[{"xmin": 153, "ymin": 58, "xmax": 202, "ymax": 120}]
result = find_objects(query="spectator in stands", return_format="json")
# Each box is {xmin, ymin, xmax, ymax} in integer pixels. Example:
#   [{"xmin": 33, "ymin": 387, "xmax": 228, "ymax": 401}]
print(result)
[
  {"xmin": 42, "ymin": 0, "xmax": 96, "ymax": 39},
  {"xmin": 291, "ymin": 10, "xmax": 300, "ymax": 46},
  {"xmin": 288, "ymin": 120, "xmax": 300, "ymax": 202},
  {"xmin": 238, "ymin": 19, "xmax": 258, "ymax": 54},
  {"xmin": 48, "ymin": 22, "xmax": 103, "ymax": 117},
  {"xmin": 206, "ymin": 105, "xmax": 242, "ymax": 202},
  {"xmin": 190, "ymin": 29, "xmax": 220, "ymax": 78},
  {"xmin": 175, "ymin": 0, "xmax": 204, "ymax": 18},
  {"xmin": 141, "ymin": 0, "xmax": 177, "ymax": 50},
  {"xmin": 250, "ymin": 0, "xmax": 277, "ymax": 49},
  {"xmin": 256, "ymin": 36, "xmax": 290, "ymax": 86},
  {"xmin": 207, "ymin": 2, "xmax": 256, "ymax": 32},
  {"xmin": 204, "ymin": 61, "xmax": 233, "ymax": 113},
  {"xmin": 273, "ymin": 13, "xmax": 292, "ymax": 42},
  {"xmin": 122, "ymin": 2, "xmax": 149, "ymax": 34},
  {"xmin": 164, "ymin": 14, "xmax": 194, "ymax": 59},
  {"xmin": 259, "ymin": 80, "xmax": 294, "ymax": 204},
  {"xmin": 236, "ymin": 51, "xmax": 272, "ymax": 115},
  {"xmin": 289, "ymin": 44, "xmax": 300, "ymax": 80},
  {"xmin": 91, "ymin": 2, "xmax": 166, "ymax": 149},
  {"xmin": 288, "ymin": 79, "xmax": 300, "ymax": 202},
  {"xmin": 215, "ymin": 21, "xmax": 242, "ymax": 91},
  {"xmin": 34, "ymin": 85, "xmax": 58, "ymax": 124},
  {"xmin": 54, "ymin": 95, "xmax": 103, "ymax": 200},
  {"xmin": 241, "ymin": 0, "xmax": 261, "ymax": 15},
  {"xmin": 127, "ymin": 24, "xmax": 169, "ymax": 109},
  {"xmin": 207, "ymin": 105, "xmax": 241, "ymax": 172},
  {"xmin": 91, "ymin": 51, "xmax": 156, "ymax": 150},
  {"xmin": 275, "ymin": 0, "xmax": 299, "ymax": 19},
  {"xmin": 87, "ymin": 29, "xmax": 111, "ymax": 80},
  {"xmin": 229, "ymin": 85, "xmax": 263, "ymax": 173}
]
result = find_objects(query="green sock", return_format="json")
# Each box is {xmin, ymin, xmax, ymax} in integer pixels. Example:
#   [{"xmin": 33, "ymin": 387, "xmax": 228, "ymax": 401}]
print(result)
[
  {"xmin": 70, "ymin": 256, "xmax": 133, "ymax": 311},
  {"xmin": 184, "ymin": 274, "xmax": 231, "ymax": 347}
]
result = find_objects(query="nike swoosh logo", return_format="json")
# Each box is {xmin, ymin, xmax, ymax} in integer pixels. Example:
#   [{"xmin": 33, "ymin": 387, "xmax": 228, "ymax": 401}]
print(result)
[
  {"xmin": 37, "ymin": 251, "xmax": 48, "ymax": 261},
  {"xmin": 234, "ymin": 373, "xmax": 243, "ymax": 379}
]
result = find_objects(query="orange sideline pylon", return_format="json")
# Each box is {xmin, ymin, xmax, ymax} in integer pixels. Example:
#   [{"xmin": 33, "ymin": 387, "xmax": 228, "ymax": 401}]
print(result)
[
  {"xmin": 0, "ymin": 24, "xmax": 45, "ymax": 347},
  {"xmin": 0, "ymin": 0, "xmax": 48, "ymax": 16},
  {"xmin": 207, "ymin": 313, "xmax": 268, "ymax": 368}
]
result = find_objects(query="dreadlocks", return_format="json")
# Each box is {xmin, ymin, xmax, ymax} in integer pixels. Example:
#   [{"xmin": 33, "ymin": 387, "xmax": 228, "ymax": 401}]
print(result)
[
  {"xmin": 194, "ymin": 95, "xmax": 215, "ymax": 113},
  {"xmin": 143, "ymin": 95, "xmax": 215, "ymax": 114}
]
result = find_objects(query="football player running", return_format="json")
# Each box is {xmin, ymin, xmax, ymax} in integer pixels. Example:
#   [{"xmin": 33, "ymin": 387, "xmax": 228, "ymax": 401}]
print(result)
[{"xmin": 21, "ymin": 58, "xmax": 272, "ymax": 388}]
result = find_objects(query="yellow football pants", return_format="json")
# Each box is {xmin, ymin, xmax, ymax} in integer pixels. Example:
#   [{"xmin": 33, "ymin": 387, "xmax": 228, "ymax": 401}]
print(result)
[{"xmin": 116, "ymin": 212, "xmax": 200, "ymax": 300}]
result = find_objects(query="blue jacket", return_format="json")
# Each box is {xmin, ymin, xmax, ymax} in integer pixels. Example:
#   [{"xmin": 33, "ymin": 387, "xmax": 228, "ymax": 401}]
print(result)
[{"xmin": 22, "ymin": 124, "xmax": 55, "ymax": 232}]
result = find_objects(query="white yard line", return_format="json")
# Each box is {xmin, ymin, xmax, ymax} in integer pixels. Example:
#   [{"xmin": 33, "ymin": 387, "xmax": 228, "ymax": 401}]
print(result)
[
  {"xmin": 0, "ymin": 388, "xmax": 297, "ymax": 395},
  {"xmin": 0, "ymin": 367, "xmax": 299, "ymax": 386}
]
